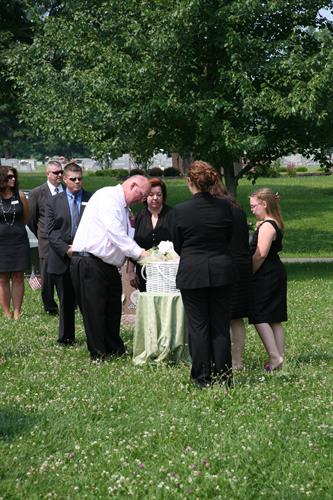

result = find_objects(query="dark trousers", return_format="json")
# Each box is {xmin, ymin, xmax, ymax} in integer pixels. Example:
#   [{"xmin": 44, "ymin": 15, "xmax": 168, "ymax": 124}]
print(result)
[
  {"xmin": 70, "ymin": 255, "xmax": 124, "ymax": 359},
  {"xmin": 40, "ymin": 256, "xmax": 58, "ymax": 313},
  {"xmin": 51, "ymin": 269, "xmax": 76, "ymax": 343},
  {"xmin": 181, "ymin": 285, "xmax": 232, "ymax": 385}
]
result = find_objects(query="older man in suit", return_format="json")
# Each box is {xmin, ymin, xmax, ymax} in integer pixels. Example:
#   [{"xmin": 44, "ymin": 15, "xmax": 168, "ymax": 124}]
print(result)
[
  {"xmin": 28, "ymin": 160, "xmax": 64, "ymax": 315},
  {"xmin": 46, "ymin": 162, "xmax": 92, "ymax": 345}
]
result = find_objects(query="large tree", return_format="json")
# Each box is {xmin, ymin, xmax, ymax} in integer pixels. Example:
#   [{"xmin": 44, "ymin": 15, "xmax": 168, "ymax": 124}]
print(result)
[
  {"xmin": 12, "ymin": 0, "xmax": 333, "ymax": 191},
  {"xmin": 0, "ymin": 0, "xmax": 33, "ymax": 157}
]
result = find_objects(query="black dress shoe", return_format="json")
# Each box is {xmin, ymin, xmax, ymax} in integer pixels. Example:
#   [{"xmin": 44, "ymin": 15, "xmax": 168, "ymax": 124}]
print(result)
[
  {"xmin": 191, "ymin": 378, "xmax": 211, "ymax": 389},
  {"xmin": 45, "ymin": 309, "xmax": 59, "ymax": 316},
  {"xmin": 90, "ymin": 353, "xmax": 106, "ymax": 363},
  {"xmin": 57, "ymin": 339, "xmax": 75, "ymax": 346}
]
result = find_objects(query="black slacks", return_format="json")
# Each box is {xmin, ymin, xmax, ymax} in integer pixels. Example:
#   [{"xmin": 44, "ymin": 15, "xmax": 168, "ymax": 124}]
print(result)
[
  {"xmin": 181, "ymin": 285, "xmax": 232, "ymax": 385},
  {"xmin": 70, "ymin": 255, "xmax": 124, "ymax": 359},
  {"xmin": 40, "ymin": 256, "xmax": 58, "ymax": 313},
  {"xmin": 51, "ymin": 268, "xmax": 76, "ymax": 343}
]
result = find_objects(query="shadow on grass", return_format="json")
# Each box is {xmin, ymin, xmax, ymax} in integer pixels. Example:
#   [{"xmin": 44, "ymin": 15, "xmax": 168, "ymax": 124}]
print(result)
[
  {"xmin": 238, "ymin": 182, "xmax": 333, "ymax": 255},
  {"xmin": 286, "ymin": 262, "xmax": 333, "ymax": 281},
  {"xmin": 0, "ymin": 346, "xmax": 33, "ymax": 361},
  {"xmin": 0, "ymin": 408, "xmax": 37, "ymax": 442},
  {"xmin": 233, "ymin": 370, "xmax": 299, "ymax": 388},
  {"xmin": 283, "ymin": 228, "xmax": 333, "ymax": 255},
  {"xmin": 294, "ymin": 351, "xmax": 333, "ymax": 365}
]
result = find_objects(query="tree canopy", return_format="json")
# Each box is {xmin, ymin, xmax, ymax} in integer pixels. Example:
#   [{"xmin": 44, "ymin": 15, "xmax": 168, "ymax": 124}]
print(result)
[
  {"xmin": 0, "ymin": 0, "xmax": 33, "ymax": 157},
  {"xmin": 10, "ymin": 0, "xmax": 333, "ymax": 190}
]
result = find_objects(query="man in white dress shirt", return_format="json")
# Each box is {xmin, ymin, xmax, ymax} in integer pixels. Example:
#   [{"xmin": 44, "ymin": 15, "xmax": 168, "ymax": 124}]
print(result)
[{"xmin": 70, "ymin": 175, "xmax": 151, "ymax": 360}]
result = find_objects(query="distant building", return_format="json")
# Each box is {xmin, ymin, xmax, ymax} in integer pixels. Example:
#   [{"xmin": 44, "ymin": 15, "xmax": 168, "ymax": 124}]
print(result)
[
  {"xmin": 280, "ymin": 154, "xmax": 320, "ymax": 167},
  {"xmin": 0, "ymin": 158, "xmax": 36, "ymax": 171},
  {"xmin": 73, "ymin": 158, "xmax": 101, "ymax": 171}
]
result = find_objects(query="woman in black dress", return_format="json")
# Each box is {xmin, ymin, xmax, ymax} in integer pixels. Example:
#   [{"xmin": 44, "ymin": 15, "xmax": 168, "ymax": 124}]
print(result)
[
  {"xmin": 0, "ymin": 166, "xmax": 30, "ymax": 319},
  {"xmin": 128, "ymin": 177, "xmax": 173, "ymax": 291},
  {"xmin": 249, "ymin": 188, "xmax": 287, "ymax": 371},
  {"xmin": 210, "ymin": 182, "xmax": 252, "ymax": 370}
]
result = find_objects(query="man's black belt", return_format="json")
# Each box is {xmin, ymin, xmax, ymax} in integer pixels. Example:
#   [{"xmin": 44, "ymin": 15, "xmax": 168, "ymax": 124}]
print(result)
[
  {"xmin": 71, "ymin": 252, "xmax": 117, "ymax": 270},
  {"xmin": 72, "ymin": 251, "xmax": 94, "ymax": 258}
]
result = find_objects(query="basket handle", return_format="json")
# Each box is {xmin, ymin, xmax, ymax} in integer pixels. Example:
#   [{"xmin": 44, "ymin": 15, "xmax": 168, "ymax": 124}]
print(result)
[
  {"xmin": 156, "ymin": 264, "xmax": 176, "ymax": 283},
  {"xmin": 141, "ymin": 264, "xmax": 147, "ymax": 281}
]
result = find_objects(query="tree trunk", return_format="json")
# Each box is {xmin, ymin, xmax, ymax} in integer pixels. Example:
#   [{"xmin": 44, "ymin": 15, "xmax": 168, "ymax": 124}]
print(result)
[{"xmin": 223, "ymin": 161, "xmax": 238, "ymax": 197}]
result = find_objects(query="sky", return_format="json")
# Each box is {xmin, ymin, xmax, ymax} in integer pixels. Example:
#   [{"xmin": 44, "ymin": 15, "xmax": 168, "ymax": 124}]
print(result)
[{"xmin": 319, "ymin": 8, "xmax": 333, "ymax": 20}]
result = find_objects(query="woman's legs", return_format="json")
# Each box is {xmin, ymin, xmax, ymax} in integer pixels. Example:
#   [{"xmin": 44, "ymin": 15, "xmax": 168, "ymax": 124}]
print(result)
[
  {"xmin": 230, "ymin": 318, "xmax": 246, "ymax": 370},
  {"xmin": 255, "ymin": 322, "xmax": 283, "ymax": 370},
  {"xmin": 0, "ymin": 272, "xmax": 12, "ymax": 319},
  {"xmin": 271, "ymin": 322, "xmax": 285, "ymax": 357},
  {"xmin": 11, "ymin": 271, "xmax": 25, "ymax": 320}
]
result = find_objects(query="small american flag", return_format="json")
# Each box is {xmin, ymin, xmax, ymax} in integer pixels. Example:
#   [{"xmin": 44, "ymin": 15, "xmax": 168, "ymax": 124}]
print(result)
[{"xmin": 29, "ymin": 270, "xmax": 42, "ymax": 290}]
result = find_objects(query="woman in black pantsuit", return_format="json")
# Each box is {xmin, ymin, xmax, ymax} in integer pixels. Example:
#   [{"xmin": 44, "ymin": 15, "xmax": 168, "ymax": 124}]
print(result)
[{"xmin": 172, "ymin": 161, "xmax": 236, "ymax": 389}]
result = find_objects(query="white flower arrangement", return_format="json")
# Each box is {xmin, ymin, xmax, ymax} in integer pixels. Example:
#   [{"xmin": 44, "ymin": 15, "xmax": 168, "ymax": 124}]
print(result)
[{"xmin": 139, "ymin": 240, "xmax": 179, "ymax": 264}]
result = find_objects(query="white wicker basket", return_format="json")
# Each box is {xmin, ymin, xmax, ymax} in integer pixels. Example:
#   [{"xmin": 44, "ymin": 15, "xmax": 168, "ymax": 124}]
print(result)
[{"xmin": 141, "ymin": 261, "xmax": 179, "ymax": 293}]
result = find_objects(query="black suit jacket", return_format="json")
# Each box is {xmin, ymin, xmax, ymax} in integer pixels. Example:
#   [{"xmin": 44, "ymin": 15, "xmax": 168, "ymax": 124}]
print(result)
[
  {"xmin": 46, "ymin": 189, "xmax": 92, "ymax": 274},
  {"xmin": 27, "ymin": 182, "xmax": 56, "ymax": 258},
  {"xmin": 172, "ymin": 192, "xmax": 237, "ymax": 289}
]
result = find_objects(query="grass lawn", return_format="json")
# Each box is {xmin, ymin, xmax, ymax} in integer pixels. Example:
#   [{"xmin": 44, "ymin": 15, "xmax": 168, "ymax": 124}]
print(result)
[
  {"xmin": 1, "ymin": 263, "xmax": 332, "ymax": 498},
  {"xmin": 164, "ymin": 175, "xmax": 333, "ymax": 257},
  {"xmin": 20, "ymin": 172, "xmax": 333, "ymax": 257}
]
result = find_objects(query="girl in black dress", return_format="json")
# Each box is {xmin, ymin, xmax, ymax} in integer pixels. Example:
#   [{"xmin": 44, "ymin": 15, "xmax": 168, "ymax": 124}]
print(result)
[
  {"xmin": 128, "ymin": 178, "xmax": 173, "ymax": 291},
  {"xmin": 0, "ymin": 166, "xmax": 30, "ymax": 319},
  {"xmin": 249, "ymin": 188, "xmax": 287, "ymax": 372}
]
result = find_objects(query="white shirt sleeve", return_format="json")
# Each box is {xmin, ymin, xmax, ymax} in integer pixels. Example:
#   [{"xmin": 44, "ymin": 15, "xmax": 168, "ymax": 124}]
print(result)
[{"xmin": 72, "ymin": 185, "xmax": 142, "ymax": 266}]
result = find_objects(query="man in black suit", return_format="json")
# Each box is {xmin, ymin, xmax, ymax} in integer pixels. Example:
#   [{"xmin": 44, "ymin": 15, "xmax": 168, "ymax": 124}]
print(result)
[
  {"xmin": 47, "ymin": 162, "xmax": 92, "ymax": 345},
  {"xmin": 28, "ymin": 161, "xmax": 64, "ymax": 315}
]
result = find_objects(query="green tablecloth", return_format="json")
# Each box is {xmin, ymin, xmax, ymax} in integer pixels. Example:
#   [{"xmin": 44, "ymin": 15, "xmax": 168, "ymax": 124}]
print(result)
[{"xmin": 133, "ymin": 292, "xmax": 191, "ymax": 365}]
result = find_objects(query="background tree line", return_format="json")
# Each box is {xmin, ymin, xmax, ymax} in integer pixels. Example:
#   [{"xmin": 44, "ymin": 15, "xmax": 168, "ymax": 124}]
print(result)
[{"xmin": 1, "ymin": 0, "xmax": 333, "ymax": 192}]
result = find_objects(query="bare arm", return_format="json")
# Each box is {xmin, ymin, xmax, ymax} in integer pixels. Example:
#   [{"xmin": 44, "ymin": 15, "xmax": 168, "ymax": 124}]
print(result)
[
  {"xmin": 19, "ymin": 191, "xmax": 30, "ymax": 225},
  {"xmin": 252, "ymin": 222, "xmax": 276, "ymax": 273}
]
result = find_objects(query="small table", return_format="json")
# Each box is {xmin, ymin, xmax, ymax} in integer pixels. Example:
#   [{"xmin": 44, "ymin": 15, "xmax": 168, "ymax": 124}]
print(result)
[{"xmin": 133, "ymin": 292, "xmax": 190, "ymax": 365}]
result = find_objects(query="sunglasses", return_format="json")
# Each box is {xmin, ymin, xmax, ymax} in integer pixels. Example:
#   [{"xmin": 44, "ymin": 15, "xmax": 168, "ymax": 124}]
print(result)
[
  {"xmin": 68, "ymin": 177, "xmax": 82, "ymax": 182},
  {"xmin": 51, "ymin": 170, "xmax": 63, "ymax": 175},
  {"xmin": 6, "ymin": 175, "xmax": 15, "ymax": 181}
]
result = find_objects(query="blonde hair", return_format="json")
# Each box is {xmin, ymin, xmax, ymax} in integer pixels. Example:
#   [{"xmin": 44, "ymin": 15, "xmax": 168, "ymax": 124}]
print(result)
[{"xmin": 250, "ymin": 188, "xmax": 284, "ymax": 230}]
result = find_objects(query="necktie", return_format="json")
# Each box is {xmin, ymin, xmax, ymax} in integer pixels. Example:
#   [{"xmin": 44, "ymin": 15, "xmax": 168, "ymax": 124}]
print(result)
[
  {"xmin": 70, "ymin": 193, "xmax": 80, "ymax": 240},
  {"xmin": 54, "ymin": 187, "xmax": 59, "ymax": 194}
]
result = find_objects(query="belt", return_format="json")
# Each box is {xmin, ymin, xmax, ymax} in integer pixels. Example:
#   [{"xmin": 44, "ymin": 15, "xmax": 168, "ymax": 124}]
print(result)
[
  {"xmin": 72, "ymin": 251, "xmax": 94, "ymax": 258},
  {"xmin": 71, "ymin": 252, "xmax": 117, "ymax": 270}
]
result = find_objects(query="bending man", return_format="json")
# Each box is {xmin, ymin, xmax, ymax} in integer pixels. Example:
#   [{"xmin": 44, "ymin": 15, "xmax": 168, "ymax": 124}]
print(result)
[{"xmin": 70, "ymin": 175, "xmax": 150, "ymax": 361}]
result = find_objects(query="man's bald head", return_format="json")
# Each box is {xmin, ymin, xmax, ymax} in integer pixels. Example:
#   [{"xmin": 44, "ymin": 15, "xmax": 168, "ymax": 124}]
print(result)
[{"xmin": 122, "ymin": 175, "xmax": 151, "ymax": 206}]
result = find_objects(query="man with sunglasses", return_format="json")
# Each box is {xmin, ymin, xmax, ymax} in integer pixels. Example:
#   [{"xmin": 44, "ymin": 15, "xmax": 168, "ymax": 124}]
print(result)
[
  {"xmin": 28, "ymin": 160, "xmax": 64, "ymax": 315},
  {"xmin": 46, "ymin": 162, "xmax": 92, "ymax": 345}
]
